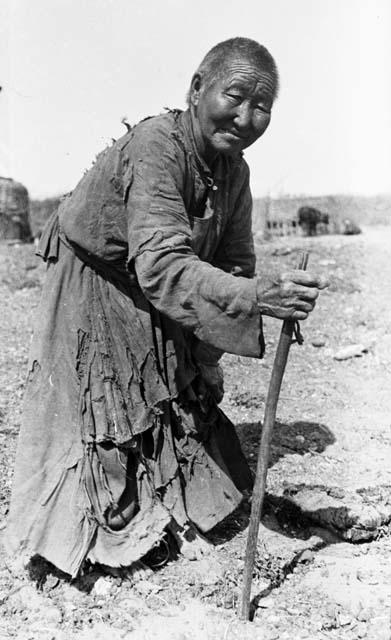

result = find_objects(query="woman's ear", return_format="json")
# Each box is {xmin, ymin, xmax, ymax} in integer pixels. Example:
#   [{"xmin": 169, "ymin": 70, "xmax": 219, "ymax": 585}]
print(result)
[{"xmin": 189, "ymin": 73, "xmax": 202, "ymax": 107}]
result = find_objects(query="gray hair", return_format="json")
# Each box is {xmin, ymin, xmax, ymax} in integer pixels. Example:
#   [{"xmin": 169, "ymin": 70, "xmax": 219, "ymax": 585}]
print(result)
[{"xmin": 187, "ymin": 37, "xmax": 279, "ymax": 105}]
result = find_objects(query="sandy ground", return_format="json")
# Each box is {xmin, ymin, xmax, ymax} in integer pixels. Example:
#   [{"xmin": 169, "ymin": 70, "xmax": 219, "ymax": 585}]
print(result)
[{"xmin": 0, "ymin": 226, "xmax": 390, "ymax": 639}]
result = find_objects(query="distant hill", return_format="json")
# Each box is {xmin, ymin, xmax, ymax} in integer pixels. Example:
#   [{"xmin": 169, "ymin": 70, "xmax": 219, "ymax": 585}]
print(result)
[{"xmin": 252, "ymin": 193, "xmax": 391, "ymax": 236}]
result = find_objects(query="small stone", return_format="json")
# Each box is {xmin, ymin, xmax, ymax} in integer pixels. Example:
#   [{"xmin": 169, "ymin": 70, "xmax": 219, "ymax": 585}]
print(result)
[
  {"xmin": 62, "ymin": 601, "xmax": 77, "ymax": 614},
  {"xmin": 357, "ymin": 608, "xmax": 371, "ymax": 622},
  {"xmin": 314, "ymin": 619, "xmax": 324, "ymax": 631},
  {"xmin": 135, "ymin": 579, "xmax": 160, "ymax": 595},
  {"xmin": 44, "ymin": 574, "xmax": 60, "ymax": 591},
  {"xmin": 92, "ymin": 576, "xmax": 113, "ymax": 597},
  {"xmin": 266, "ymin": 614, "xmax": 280, "ymax": 624},
  {"xmin": 327, "ymin": 486, "xmax": 345, "ymax": 499},
  {"xmin": 348, "ymin": 600, "xmax": 363, "ymax": 618},
  {"xmin": 295, "ymin": 435, "xmax": 305, "ymax": 445},
  {"xmin": 338, "ymin": 613, "xmax": 352, "ymax": 626},
  {"xmin": 312, "ymin": 338, "xmax": 326, "ymax": 348},
  {"xmin": 298, "ymin": 549, "xmax": 314, "ymax": 563},
  {"xmin": 333, "ymin": 344, "xmax": 367, "ymax": 360},
  {"xmin": 272, "ymin": 247, "xmax": 292, "ymax": 256},
  {"xmin": 325, "ymin": 604, "xmax": 337, "ymax": 618},
  {"xmin": 356, "ymin": 569, "xmax": 379, "ymax": 585},
  {"xmin": 319, "ymin": 259, "xmax": 336, "ymax": 266},
  {"xmin": 264, "ymin": 631, "xmax": 279, "ymax": 640},
  {"xmin": 46, "ymin": 605, "xmax": 63, "ymax": 624}
]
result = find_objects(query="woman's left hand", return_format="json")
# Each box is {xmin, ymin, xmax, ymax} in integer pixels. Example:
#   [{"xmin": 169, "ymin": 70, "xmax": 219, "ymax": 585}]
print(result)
[
  {"xmin": 256, "ymin": 269, "xmax": 329, "ymax": 320},
  {"xmin": 197, "ymin": 362, "xmax": 225, "ymax": 404}
]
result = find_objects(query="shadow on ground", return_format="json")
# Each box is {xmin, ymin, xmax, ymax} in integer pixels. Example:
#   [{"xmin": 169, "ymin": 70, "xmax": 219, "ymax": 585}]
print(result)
[
  {"xmin": 236, "ymin": 419, "xmax": 335, "ymax": 467},
  {"xmin": 206, "ymin": 419, "xmax": 338, "ymax": 552}
]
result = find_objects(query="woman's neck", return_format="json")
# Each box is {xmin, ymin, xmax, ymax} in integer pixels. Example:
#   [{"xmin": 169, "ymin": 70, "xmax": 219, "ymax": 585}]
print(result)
[{"xmin": 189, "ymin": 106, "xmax": 218, "ymax": 168}]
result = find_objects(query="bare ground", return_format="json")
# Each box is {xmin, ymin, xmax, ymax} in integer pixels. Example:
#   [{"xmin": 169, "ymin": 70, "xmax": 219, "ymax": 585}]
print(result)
[{"xmin": 0, "ymin": 226, "xmax": 390, "ymax": 639}]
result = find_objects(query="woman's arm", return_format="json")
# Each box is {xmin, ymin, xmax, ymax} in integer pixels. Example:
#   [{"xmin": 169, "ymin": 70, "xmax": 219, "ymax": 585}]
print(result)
[
  {"xmin": 125, "ymin": 120, "xmax": 264, "ymax": 358},
  {"xmin": 211, "ymin": 163, "xmax": 256, "ymax": 279}
]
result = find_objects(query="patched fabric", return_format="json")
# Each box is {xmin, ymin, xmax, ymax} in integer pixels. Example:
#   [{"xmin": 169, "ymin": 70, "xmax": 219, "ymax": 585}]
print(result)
[{"xmin": 6, "ymin": 109, "xmax": 263, "ymax": 577}]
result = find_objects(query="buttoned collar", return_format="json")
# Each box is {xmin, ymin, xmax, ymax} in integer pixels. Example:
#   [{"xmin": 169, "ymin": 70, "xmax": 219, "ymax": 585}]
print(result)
[{"xmin": 178, "ymin": 109, "xmax": 243, "ymax": 189}]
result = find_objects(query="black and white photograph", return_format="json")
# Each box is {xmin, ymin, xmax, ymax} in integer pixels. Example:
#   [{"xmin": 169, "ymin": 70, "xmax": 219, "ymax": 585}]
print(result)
[{"xmin": 0, "ymin": 1, "xmax": 390, "ymax": 638}]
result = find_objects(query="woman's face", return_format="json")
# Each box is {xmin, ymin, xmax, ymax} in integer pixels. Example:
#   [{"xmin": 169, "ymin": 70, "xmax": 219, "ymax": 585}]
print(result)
[{"xmin": 191, "ymin": 58, "xmax": 275, "ymax": 161}]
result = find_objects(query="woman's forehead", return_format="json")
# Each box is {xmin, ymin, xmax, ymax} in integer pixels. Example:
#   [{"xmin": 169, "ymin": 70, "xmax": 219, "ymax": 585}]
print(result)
[
  {"xmin": 221, "ymin": 57, "xmax": 271, "ymax": 78},
  {"xmin": 217, "ymin": 61, "xmax": 276, "ymax": 94}
]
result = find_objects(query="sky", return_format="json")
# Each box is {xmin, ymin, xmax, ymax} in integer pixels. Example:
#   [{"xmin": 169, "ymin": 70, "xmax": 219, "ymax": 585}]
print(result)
[{"xmin": 1, "ymin": 0, "xmax": 390, "ymax": 199}]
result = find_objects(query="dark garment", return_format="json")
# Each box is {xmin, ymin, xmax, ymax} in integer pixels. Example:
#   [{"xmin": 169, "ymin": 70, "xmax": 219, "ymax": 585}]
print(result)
[{"xmin": 6, "ymin": 109, "xmax": 263, "ymax": 577}]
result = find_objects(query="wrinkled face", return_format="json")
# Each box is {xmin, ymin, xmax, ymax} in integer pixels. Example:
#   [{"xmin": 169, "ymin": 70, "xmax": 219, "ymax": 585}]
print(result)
[{"xmin": 191, "ymin": 58, "xmax": 276, "ymax": 161}]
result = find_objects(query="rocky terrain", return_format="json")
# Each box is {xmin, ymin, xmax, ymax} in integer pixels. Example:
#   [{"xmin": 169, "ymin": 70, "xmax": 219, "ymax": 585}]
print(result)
[{"xmin": 0, "ymin": 225, "xmax": 390, "ymax": 639}]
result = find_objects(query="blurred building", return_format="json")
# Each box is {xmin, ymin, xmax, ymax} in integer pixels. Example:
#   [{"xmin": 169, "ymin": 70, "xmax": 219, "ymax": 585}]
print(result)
[{"xmin": 0, "ymin": 177, "xmax": 32, "ymax": 242}]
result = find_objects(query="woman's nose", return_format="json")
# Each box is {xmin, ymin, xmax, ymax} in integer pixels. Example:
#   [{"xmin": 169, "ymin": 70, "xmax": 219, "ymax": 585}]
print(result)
[{"xmin": 233, "ymin": 103, "xmax": 253, "ymax": 130}]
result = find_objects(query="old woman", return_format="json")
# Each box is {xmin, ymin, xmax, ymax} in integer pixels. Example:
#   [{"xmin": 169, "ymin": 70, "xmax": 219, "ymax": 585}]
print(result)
[{"xmin": 6, "ymin": 37, "xmax": 326, "ymax": 577}]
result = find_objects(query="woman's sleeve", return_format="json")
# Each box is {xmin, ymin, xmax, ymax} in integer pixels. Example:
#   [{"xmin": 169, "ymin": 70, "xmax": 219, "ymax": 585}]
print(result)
[
  {"xmin": 212, "ymin": 164, "xmax": 256, "ymax": 279},
  {"xmin": 127, "ymin": 123, "xmax": 264, "ymax": 358}
]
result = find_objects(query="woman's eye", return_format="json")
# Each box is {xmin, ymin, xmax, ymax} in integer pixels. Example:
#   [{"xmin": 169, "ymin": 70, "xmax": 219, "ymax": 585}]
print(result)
[
  {"xmin": 226, "ymin": 93, "xmax": 242, "ymax": 102},
  {"xmin": 255, "ymin": 104, "xmax": 271, "ymax": 115}
]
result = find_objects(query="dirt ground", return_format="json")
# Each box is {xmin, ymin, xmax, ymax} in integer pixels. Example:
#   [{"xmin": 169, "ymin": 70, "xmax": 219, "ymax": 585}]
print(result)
[{"xmin": 0, "ymin": 226, "xmax": 390, "ymax": 640}]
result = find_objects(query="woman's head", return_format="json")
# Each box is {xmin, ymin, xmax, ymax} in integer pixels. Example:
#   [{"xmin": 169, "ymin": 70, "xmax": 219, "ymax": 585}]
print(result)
[{"xmin": 188, "ymin": 37, "xmax": 279, "ymax": 161}]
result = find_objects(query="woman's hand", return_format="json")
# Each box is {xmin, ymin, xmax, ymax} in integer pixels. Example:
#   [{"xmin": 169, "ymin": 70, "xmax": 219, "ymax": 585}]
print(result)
[
  {"xmin": 196, "ymin": 362, "xmax": 225, "ymax": 404},
  {"xmin": 256, "ymin": 270, "xmax": 329, "ymax": 321}
]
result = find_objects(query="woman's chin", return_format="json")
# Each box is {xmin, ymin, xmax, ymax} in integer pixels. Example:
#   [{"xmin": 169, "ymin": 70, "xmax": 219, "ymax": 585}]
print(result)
[
  {"xmin": 212, "ymin": 130, "xmax": 251, "ymax": 155},
  {"xmin": 211, "ymin": 140, "xmax": 244, "ymax": 157}
]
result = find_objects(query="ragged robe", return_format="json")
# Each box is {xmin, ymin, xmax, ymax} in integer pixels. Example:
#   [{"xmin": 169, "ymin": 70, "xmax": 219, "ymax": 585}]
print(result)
[{"xmin": 6, "ymin": 109, "xmax": 265, "ymax": 577}]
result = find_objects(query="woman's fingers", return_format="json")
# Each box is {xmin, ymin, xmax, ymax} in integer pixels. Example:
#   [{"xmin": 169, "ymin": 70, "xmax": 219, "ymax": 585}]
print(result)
[
  {"xmin": 291, "ymin": 309, "xmax": 309, "ymax": 320},
  {"xmin": 283, "ymin": 270, "xmax": 330, "ymax": 289},
  {"xmin": 256, "ymin": 267, "xmax": 329, "ymax": 321},
  {"xmin": 317, "ymin": 275, "xmax": 330, "ymax": 289},
  {"xmin": 279, "ymin": 281, "xmax": 319, "ymax": 303},
  {"xmin": 282, "ymin": 298, "xmax": 315, "ymax": 314}
]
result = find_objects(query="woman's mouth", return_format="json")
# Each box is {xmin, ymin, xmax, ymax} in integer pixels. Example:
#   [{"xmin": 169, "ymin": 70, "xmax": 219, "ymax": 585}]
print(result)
[{"xmin": 218, "ymin": 128, "xmax": 245, "ymax": 141}]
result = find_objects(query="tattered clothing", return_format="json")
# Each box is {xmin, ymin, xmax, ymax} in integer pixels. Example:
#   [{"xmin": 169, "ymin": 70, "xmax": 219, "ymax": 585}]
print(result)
[{"xmin": 6, "ymin": 110, "xmax": 264, "ymax": 576}]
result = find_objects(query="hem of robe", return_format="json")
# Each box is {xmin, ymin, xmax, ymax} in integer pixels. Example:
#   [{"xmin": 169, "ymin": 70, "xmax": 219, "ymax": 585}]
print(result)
[{"xmin": 5, "ymin": 406, "xmax": 252, "ymax": 578}]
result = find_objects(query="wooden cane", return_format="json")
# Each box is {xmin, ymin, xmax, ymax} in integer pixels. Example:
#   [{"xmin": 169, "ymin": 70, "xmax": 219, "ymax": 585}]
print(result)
[{"xmin": 240, "ymin": 251, "xmax": 309, "ymax": 621}]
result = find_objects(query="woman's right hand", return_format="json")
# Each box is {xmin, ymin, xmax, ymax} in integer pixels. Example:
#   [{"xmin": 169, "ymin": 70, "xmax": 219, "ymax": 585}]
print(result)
[{"xmin": 256, "ymin": 269, "xmax": 329, "ymax": 321}]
